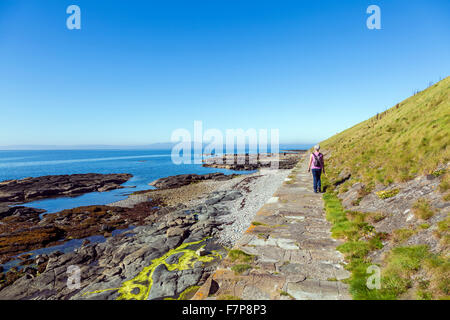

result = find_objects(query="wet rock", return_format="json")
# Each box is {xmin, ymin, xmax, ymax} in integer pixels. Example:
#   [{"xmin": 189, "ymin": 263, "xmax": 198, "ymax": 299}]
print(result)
[
  {"xmin": 205, "ymin": 196, "xmax": 222, "ymax": 206},
  {"xmin": 196, "ymin": 214, "xmax": 210, "ymax": 223},
  {"xmin": 195, "ymin": 247, "xmax": 207, "ymax": 257},
  {"xmin": 0, "ymin": 226, "xmax": 65, "ymax": 257},
  {"xmin": 35, "ymin": 254, "xmax": 48, "ymax": 265},
  {"xmin": 148, "ymin": 264, "xmax": 178, "ymax": 300},
  {"xmin": 17, "ymin": 253, "xmax": 33, "ymax": 261},
  {"xmin": 166, "ymin": 227, "xmax": 186, "ymax": 238},
  {"xmin": 0, "ymin": 206, "xmax": 44, "ymax": 222},
  {"xmin": 149, "ymin": 173, "xmax": 239, "ymax": 189},
  {"xmin": 176, "ymin": 268, "xmax": 203, "ymax": 294},
  {"xmin": 165, "ymin": 252, "xmax": 184, "ymax": 265},
  {"xmin": 102, "ymin": 266, "xmax": 122, "ymax": 278},
  {"xmin": 203, "ymin": 153, "xmax": 300, "ymax": 170},
  {"xmin": 222, "ymin": 190, "xmax": 242, "ymax": 201},
  {"xmin": 205, "ymin": 206, "xmax": 218, "ymax": 216},
  {"xmin": 49, "ymin": 251, "xmax": 63, "ymax": 258},
  {"xmin": 0, "ymin": 173, "xmax": 132, "ymax": 203},
  {"xmin": 165, "ymin": 236, "xmax": 184, "ymax": 249},
  {"xmin": 122, "ymin": 247, "xmax": 152, "ymax": 266},
  {"xmin": 100, "ymin": 224, "xmax": 115, "ymax": 232},
  {"xmin": 23, "ymin": 266, "xmax": 37, "ymax": 276}
]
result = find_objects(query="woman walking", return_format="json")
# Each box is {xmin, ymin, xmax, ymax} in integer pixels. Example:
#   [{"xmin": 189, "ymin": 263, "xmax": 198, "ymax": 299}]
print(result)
[{"xmin": 307, "ymin": 145, "xmax": 325, "ymax": 193}]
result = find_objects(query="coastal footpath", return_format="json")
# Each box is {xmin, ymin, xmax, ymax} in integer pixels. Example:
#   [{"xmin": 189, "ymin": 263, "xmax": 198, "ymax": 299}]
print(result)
[
  {"xmin": 193, "ymin": 155, "xmax": 351, "ymax": 300},
  {"xmin": 192, "ymin": 77, "xmax": 449, "ymax": 300},
  {"xmin": 0, "ymin": 76, "xmax": 447, "ymax": 300}
]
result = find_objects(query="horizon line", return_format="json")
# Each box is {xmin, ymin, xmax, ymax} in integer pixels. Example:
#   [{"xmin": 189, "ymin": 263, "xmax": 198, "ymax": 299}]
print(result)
[{"xmin": 0, "ymin": 142, "xmax": 316, "ymax": 151}]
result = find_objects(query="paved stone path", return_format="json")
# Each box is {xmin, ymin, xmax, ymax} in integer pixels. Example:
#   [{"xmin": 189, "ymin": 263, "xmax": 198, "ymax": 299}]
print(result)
[{"xmin": 193, "ymin": 155, "xmax": 351, "ymax": 300}]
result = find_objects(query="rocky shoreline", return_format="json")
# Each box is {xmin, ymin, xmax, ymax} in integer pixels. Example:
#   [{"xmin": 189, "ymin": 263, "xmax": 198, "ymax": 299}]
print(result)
[
  {"xmin": 0, "ymin": 173, "xmax": 140, "ymax": 265},
  {"xmin": 0, "ymin": 153, "xmax": 301, "ymax": 300}
]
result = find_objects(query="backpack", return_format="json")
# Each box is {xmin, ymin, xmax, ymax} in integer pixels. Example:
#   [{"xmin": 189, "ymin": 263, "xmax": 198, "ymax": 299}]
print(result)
[{"xmin": 312, "ymin": 153, "xmax": 323, "ymax": 167}]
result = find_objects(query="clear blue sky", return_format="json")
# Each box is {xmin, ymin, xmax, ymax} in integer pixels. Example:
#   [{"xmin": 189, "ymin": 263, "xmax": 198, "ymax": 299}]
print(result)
[{"xmin": 1, "ymin": 0, "xmax": 449, "ymax": 146}]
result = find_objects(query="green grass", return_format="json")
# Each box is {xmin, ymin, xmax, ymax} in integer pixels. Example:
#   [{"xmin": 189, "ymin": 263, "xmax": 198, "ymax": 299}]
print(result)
[
  {"xmin": 392, "ymin": 229, "xmax": 416, "ymax": 244},
  {"xmin": 380, "ymin": 245, "xmax": 431, "ymax": 297},
  {"xmin": 434, "ymin": 216, "xmax": 450, "ymax": 247},
  {"xmin": 412, "ymin": 198, "xmax": 435, "ymax": 220},
  {"xmin": 231, "ymin": 264, "xmax": 252, "ymax": 275},
  {"xmin": 437, "ymin": 217, "xmax": 450, "ymax": 233},
  {"xmin": 365, "ymin": 212, "xmax": 387, "ymax": 223},
  {"xmin": 228, "ymin": 249, "xmax": 254, "ymax": 263},
  {"xmin": 443, "ymin": 193, "xmax": 450, "ymax": 202},
  {"xmin": 320, "ymin": 77, "xmax": 450, "ymax": 189},
  {"xmin": 432, "ymin": 169, "xmax": 446, "ymax": 177},
  {"xmin": 176, "ymin": 286, "xmax": 200, "ymax": 300},
  {"xmin": 439, "ymin": 173, "xmax": 450, "ymax": 193},
  {"xmin": 251, "ymin": 221, "xmax": 268, "ymax": 226},
  {"xmin": 323, "ymin": 193, "xmax": 375, "ymax": 241},
  {"xmin": 322, "ymin": 189, "xmax": 449, "ymax": 300},
  {"xmin": 279, "ymin": 290, "xmax": 294, "ymax": 299},
  {"xmin": 323, "ymin": 190, "xmax": 387, "ymax": 299},
  {"xmin": 378, "ymin": 245, "xmax": 450, "ymax": 300},
  {"xmin": 217, "ymin": 294, "xmax": 242, "ymax": 300}
]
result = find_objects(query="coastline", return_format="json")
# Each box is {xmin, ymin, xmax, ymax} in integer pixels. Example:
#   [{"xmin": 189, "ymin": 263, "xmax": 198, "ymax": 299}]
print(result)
[{"xmin": 0, "ymin": 152, "xmax": 302, "ymax": 299}]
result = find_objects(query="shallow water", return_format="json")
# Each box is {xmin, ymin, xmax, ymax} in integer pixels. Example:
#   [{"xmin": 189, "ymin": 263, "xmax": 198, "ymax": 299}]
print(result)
[
  {"xmin": 0, "ymin": 149, "xmax": 246, "ymax": 213},
  {"xmin": 2, "ymin": 226, "xmax": 136, "ymax": 272}
]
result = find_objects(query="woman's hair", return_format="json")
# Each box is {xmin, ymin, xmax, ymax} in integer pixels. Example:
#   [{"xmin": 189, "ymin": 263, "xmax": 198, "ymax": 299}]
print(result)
[{"xmin": 314, "ymin": 144, "xmax": 320, "ymax": 151}]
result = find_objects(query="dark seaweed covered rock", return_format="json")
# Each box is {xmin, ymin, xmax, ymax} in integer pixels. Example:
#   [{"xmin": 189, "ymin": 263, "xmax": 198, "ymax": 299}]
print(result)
[
  {"xmin": 149, "ymin": 173, "xmax": 239, "ymax": 189},
  {"xmin": 0, "ymin": 173, "xmax": 132, "ymax": 204}
]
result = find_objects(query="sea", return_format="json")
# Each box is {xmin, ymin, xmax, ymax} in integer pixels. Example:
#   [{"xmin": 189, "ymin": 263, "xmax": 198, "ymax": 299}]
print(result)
[{"xmin": 0, "ymin": 146, "xmax": 311, "ymax": 213}]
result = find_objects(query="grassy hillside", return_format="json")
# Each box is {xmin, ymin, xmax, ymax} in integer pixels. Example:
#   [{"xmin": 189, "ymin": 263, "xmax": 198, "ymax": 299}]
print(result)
[
  {"xmin": 321, "ymin": 76, "xmax": 450, "ymax": 190},
  {"xmin": 319, "ymin": 77, "xmax": 450, "ymax": 300}
]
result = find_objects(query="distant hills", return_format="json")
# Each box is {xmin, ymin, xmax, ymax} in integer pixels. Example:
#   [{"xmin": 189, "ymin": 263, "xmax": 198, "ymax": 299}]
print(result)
[
  {"xmin": 0, "ymin": 143, "xmax": 177, "ymax": 151},
  {"xmin": 0, "ymin": 143, "xmax": 313, "ymax": 151}
]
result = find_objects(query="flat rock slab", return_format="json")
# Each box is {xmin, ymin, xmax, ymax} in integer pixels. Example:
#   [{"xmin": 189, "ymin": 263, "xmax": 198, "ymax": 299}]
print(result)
[
  {"xmin": 0, "ymin": 173, "xmax": 132, "ymax": 203},
  {"xmin": 193, "ymin": 155, "xmax": 351, "ymax": 300}
]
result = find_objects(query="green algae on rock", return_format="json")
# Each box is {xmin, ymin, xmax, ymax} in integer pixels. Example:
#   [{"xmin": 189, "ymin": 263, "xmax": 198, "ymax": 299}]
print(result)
[{"xmin": 83, "ymin": 238, "xmax": 222, "ymax": 300}]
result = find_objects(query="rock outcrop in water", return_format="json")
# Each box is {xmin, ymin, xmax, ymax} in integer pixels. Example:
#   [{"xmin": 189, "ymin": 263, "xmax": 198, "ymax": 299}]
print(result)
[
  {"xmin": 0, "ymin": 173, "xmax": 132, "ymax": 204},
  {"xmin": 202, "ymin": 153, "xmax": 302, "ymax": 171},
  {"xmin": 149, "ymin": 172, "xmax": 240, "ymax": 189}
]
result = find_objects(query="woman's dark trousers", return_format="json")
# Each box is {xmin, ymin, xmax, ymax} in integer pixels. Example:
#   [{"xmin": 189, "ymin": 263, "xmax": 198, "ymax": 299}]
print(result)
[{"xmin": 311, "ymin": 169, "xmax": 322, "ymax": 193}]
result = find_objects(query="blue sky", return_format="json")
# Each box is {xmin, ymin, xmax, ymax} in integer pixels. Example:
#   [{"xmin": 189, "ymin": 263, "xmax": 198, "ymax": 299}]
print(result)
[{"xmin": 0, "ymin": 0, "xmax": 449, "ymax": 147}]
